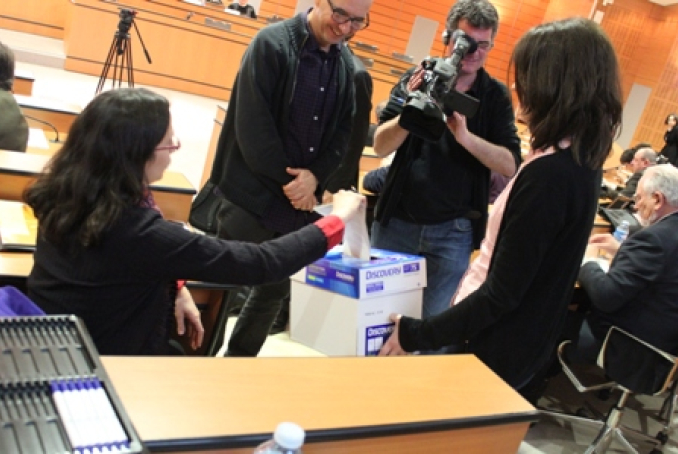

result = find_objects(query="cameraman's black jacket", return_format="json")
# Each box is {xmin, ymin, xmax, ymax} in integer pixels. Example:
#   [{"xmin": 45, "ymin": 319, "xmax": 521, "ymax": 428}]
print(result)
[{"xmin": 375, "ymin": 67, "xmax": 521, "ymax": 248}]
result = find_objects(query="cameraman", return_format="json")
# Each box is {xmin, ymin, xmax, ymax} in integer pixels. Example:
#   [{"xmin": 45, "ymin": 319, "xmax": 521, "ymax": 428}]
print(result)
[{"xmin": 371, "ymin": 0, "xmax": 521, "ymax": 319}]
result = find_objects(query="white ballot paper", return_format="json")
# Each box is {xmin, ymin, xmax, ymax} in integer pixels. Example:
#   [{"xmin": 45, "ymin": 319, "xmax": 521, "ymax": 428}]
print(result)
[{"xmin": 314, "ymin": 203, "xmax": 371, "ymax": 260}]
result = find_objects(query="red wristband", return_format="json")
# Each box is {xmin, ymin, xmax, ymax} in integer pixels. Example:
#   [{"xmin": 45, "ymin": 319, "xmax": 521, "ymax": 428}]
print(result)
[{"xmin": 314, "ymin": 215, "xmax": 345, "ymax": 249}]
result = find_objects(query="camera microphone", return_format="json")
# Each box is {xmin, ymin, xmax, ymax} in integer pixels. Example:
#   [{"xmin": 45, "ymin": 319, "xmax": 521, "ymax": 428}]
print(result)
[{"xmin": 23, "ymin": 115, "xmax": 61, "ymax": 143}]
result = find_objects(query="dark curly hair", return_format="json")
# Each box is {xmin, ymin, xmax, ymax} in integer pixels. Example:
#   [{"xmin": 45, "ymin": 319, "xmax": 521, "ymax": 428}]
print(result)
[
  {"xmin": 24, "ymin": 88, "xmax": 170, "ymax": 247},
  {"xmin": 446, "ymin": 0, "xmax": 499, "ymax": 38}
]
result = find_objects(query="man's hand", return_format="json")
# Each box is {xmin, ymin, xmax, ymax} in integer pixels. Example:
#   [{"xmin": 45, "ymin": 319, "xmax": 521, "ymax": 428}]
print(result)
[
  {"xmin": 406, "ymin": 67, "xmax": 426, "ymax": 93},
  {"xmin": 589, "ymin": 233, "xmax": 621, "ymax": 256},
  {"xmin": 283, "ymin": 168, "xmax": 318, "ymax": 211},
  {"xmin": 174, "ymin": 286, "xmax": 204, "ymax": 350},
  {"xmin": 378, "ymin": 314, "xmax": 407, "ymax": 356},
  {"xmin": 445, "ymin": 111, "xmax": 470, "ymax": 144}
]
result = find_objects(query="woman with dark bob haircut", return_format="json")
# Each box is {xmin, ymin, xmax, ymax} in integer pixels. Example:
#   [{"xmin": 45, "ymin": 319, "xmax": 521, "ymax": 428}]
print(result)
[
  {"xmin": 24, "ymin": 88, "xmax": 365, "ymax": 356},
  {"xmin": 380, "ymin": 18, "xmax": 622, "ymax": 403}
]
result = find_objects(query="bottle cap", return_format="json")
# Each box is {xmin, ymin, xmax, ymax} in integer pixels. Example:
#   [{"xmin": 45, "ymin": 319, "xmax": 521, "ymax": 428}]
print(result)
[{"xmin": 273, "ymin": 422, "xmax": 305, "ymax": 449}]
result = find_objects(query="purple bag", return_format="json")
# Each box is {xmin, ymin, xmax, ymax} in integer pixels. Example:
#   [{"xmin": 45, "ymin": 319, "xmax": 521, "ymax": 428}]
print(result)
[{"xmin": 0, "ymin": 286, "xmax": 45, "ymax": 316}]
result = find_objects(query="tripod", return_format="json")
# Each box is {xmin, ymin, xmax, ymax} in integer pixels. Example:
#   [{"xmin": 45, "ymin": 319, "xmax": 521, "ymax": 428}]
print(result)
[{"xmin": 95, "ymin": 10, "xmax": 152, "ymax": 95}]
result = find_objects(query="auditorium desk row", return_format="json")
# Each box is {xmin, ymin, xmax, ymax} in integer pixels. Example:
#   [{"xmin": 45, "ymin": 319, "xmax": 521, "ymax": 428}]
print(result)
[{"xmin": 59, "ymin": 0, "xmax": 404, "ymax": 110}]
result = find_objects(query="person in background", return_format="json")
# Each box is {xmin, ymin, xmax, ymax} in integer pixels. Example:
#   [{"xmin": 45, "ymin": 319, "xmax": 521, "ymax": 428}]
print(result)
[
  {"xmin": 572, "ymin": 165, "xmax": 678, "ymax": 362},
  {"xmin": 24, "ymin": 88, "xmax": 365, "ymax": 356},
  {"xmin": 603, "ymin": 146, "xmax": 656, "ymax": 200},
  {"xmin": 370, "ymin": 0, "xmax": 521, "ymax": 319},
  {"xmin": 380, "ymin": 18, "xmax": 623, "ymax": 405},
  {"xmin": 208, "ymin": 0, "xmax": 373, "ymax": 357},
  {"xmin": 0, "ymin": 41, "xmax": 29, "ymax": 152},
  {"xmin": 660, "ymin": 113, "xmax": 677, "ymax": 166},
  {"xmin": 618, "ymin": 147, "xmax": 635, "ymax": 168},
  {"xmin": 227, "ymin": 0, "xmax": 257, "ymax": 19}
]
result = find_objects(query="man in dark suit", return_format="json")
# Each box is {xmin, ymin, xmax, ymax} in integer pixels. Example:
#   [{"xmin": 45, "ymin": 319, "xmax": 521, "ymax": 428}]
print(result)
[
  {"xmin": 603, "ymin": 146, "xmax": 656, "ymax": 201},
  {"xmin": 574, "ymin": 164, "xmax": 678, "ymax": 361},
  {"xmin": 0, "ymin": 41, "xmax": 29, "ymax": 152}
]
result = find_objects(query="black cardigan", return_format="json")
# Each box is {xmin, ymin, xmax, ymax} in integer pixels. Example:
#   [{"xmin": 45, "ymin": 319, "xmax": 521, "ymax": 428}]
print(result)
[
  {"xmin": 210, "ymin": 13, "xmax": 355, "ymax": 221},
  {"xmin": 28, "ymin": 207, "xmax": 328, "ymax": 355},
  {"xmin": 398, "ymin": 149, "xmax": 601, "ymax": 389}
]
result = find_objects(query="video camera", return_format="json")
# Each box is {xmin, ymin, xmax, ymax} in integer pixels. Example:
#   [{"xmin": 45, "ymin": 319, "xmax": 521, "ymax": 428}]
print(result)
[
  {"xmin": 399, "ymin": 30, "xmax": 481, "ymax": 142},
  {"xmin": 117, "ymin": 8, "xmax": 137, "ymax": 36}
]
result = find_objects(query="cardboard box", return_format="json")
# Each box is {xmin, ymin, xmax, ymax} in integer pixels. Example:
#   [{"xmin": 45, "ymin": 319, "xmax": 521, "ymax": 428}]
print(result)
[
  {"xmin": 290, "ymin": 279, "xmax": 423, "ymax": 356},
  {"xmin": 290, "ymin": 249, "xmax": 426, "ymax": 356},
  {"xmin": 304, "ymin": 247, "xmax": 426, "ymax": 299}
]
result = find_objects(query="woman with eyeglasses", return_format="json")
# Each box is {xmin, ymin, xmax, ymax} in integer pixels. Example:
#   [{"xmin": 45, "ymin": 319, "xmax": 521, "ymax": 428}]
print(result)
[
  {"xmin": 24, "ymin": 88, "xmax": 365, "ymax": 356},
  {"xmin": 660, "ymin": 113, "xmax": 677, "ymax": 167}
]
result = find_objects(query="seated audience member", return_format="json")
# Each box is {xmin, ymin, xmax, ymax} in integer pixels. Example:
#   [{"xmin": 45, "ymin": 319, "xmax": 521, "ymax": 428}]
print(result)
[
  {"xmin": 0, "ymin": 41, "xmax": 29, "ymax": 152},
  {"xmin": 227, "ymin": 0, "xmax": 257, "ymax": 18},
  {"xmin": 24, "ymin": 88, "xmax": 365, "ymax": 356},
  {"xmin": 618, "ymin": 147, "xmax": 635, "ymax": 169},
  {"xmin": 603, "ymin": 146, "xmax": 656, "ymax": 200},
  {"xmin": 379, "ymin": 18, "xmax": 622, "ymax": 405},
  {"xmin": 573, "ymin": 164, "xmax": 678, "ymax": 362},
  {"xmin": 362, "ymin": 164, "xmax": 389, "ymax": 194},
  {"xmin": 601, "ymin": 143, "xmax": 648, "ymax": 194}
]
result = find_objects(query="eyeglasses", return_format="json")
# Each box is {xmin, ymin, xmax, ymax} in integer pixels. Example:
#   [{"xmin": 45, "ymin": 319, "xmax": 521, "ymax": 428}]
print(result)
[
  {"xmin": 155, "ymin": 136, "xmax": 181, "ymax": 152},
  {"xmin": 326, "ymin": 0, "xmax": 369, "ymax": 30},
  {"xmin": 475, "ymin": 40, "xmax": 493, "ymax": 51}
]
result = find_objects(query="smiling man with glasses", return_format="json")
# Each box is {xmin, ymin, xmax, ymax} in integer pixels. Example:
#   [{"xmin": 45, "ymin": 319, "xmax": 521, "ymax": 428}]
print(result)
[{"xmin": 204, "ymin": 0, "xmax": 373, "ymax": 357}]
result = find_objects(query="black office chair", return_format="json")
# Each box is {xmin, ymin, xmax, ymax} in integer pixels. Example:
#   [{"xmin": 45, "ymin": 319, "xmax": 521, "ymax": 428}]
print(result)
[
  {"xmin": 171, "ymin": 281, "xmax": 236, "ymax": 356},
  {"xmin": 656, "ymin": 378, "xmax": 678, "ymax": 444},
  {"xmin": 541, "ymin": 326, "xmax": 678, "ymax": 454}
]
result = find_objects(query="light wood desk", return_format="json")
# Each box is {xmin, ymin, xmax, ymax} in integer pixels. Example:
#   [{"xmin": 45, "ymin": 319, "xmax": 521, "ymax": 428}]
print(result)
[
  {"xmin": 0, "ymin": 200, "xmax": 37, "ymax": 251},
  {"xmin": 0, "ymin": 149, "xmax": 195, "ymax": 222},
  {"xmin": 14, "ymin": 94, "xmax": 82, "ymax": 134},
  {"xmin": 359, "ymin": 146, "xmax": 382, "ymax": 173},
  {"xmin": 101, "ymin": 355, "xmax": 537, "ymax": 453},
  {"xmin": 14, "ymin": 69, "xmax": 34, "ymax": 96},
  {"xmin": 25, "ymin": 128, "xmax": 65, "ymax": 156},
  {"xmin": 0, "ymin": 201, "xmax": 37, "ymax": 288}
]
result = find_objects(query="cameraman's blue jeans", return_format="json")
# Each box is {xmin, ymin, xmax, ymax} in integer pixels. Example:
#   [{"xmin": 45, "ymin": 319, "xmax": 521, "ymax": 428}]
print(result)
[{"xmin": 371, "ymin": 217, "xmax": 474, "ymax": 319}]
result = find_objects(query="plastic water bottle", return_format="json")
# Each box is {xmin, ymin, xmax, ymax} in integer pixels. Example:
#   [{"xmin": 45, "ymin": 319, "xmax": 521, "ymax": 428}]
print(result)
[
  {"xmin": 253, "ymin": 422, "xmax": 305, "ymax": 453},
  {"xmin": 613, "ymin": 220, "xmax": 630, "ymax": 243}
]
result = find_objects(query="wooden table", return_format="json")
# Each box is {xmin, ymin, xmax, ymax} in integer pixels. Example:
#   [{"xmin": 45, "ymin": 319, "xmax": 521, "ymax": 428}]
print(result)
[
  {"xmin": 14, "ymin": 69, "xmax": 34, "ymax": 96},
  {"xmin": 14, "ymin": 94, "xmax": 81, "ymax": 134},
  {"xmin": 0, "ymin": 200, "xmax": 37, "ymax": 251},
  {"xmin": 101, "ymin": 355, "xmax": 537, "ymax": 453}
]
